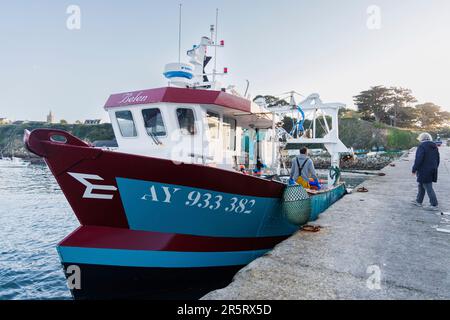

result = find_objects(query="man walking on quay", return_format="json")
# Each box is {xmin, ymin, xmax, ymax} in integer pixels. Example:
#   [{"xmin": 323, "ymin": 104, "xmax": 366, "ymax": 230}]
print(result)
[{"xmin": 412, "ymin": 133, "xmax": 440, "ymax": 211}]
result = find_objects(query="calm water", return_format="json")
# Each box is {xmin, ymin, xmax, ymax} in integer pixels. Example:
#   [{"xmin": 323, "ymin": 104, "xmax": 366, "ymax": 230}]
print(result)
[
  {"xmin": 0, "ymin": 164, "xmax": 78, "ymax": 300},
  {"xmin": 0, "ymin": 165, "xmax": 368, "ymax": 300}
]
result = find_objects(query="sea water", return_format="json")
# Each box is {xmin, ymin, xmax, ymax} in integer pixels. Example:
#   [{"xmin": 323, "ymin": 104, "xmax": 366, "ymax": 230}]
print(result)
[{"xmin": 0, "ymin": 164, "xmax": 77, "ymax": 300}]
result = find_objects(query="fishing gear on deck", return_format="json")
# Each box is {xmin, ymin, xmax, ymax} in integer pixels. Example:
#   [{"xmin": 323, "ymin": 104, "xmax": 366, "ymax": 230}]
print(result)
[
  {"xmin": 308, "ymin": 178, "xmax": 322, "ymax": 190},
  {"xmin": 289, "ymin": 104, "xmax": 306, "ymax": 138}
]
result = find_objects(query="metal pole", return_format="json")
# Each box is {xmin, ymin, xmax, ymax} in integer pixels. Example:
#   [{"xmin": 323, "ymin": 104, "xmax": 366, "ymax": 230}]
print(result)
[
  {"xmin": 271, "ymin": 113, "xmax": 276, "ymax": 171},
  {"xmin": 212, "ymin": 8, "xmax": 219, "ymax": 86},
  {"xmin": 178, "ymin": 4, "xmax": 182, "ymax": 63},
  {"xmin": 313, "ymin": 109, "xmax": 317, "ymax": 138}
]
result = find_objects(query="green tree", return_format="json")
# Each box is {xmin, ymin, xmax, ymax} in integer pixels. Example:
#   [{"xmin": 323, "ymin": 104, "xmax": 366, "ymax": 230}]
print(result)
[
  {"xmin": 253, "ymin": 95, "xmax": 289, "ymax": 108},
  {"xmin": 281, "ymin": 116, "xmax": 294, "ymax": 133},
  {"xmin": 354, "ymin": 86, "xmax": 418, "ymax": 127},
  {"xmin": 60, "ymin": 119, "xmax": 68, "ymax": 124},
  {"xmin": 353, "ymin": 86, "xmax": 393, "ymax": 123},
  {"xmin": 416, "ymin": 103, "xmax": 450, "ymax": 128},
  {"xmin": 388, "ymin": 87, "xmax": 417, "ymax": 127},
  {"xmin": 339, "ymin": 108, "xmax": 362, "ymax": 119},
  {"xmin": 387, "ymin": 106, "xmax": 419, "ymax": 128}
]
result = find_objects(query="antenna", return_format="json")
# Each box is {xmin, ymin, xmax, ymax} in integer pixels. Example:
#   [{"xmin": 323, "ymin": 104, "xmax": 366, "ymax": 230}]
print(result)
[
  {"xmin": 244, "ymin": 80, "xmax": 250, "ymax": 97},
  {"xmin": 178, "ymin": 4, "xmax": 182, "ymax": 63},
  {"xmin": 212, "ymin": 8, "xmax": 219, "ymax": 84},
  {"xmin": 210, "ymin": 24, "xmax": 215, "ymax": 42}
]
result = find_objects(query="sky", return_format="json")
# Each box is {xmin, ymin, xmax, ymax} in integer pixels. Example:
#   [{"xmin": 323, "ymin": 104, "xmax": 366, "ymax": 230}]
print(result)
[{"xmin": 0, "ymin": 0, "xmax": 449, "ymax": 123}]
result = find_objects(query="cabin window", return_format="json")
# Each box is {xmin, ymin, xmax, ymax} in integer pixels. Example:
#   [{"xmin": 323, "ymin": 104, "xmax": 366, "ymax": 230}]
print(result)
[
  {"xmin": 176, "ymin": 108, "xmax": 197, "ymax": 135},
  {"xmin": 223, "ymin": 117, "xmax": 236, "ymax": 151},
  {"xmin": 142, "ymin": 108, "xmax": 166, "ymax": 137},
  {"xmin": 115, "ymin": 111, "xmax": 137, "ymax": 137},
  {"xmin": 207, "ymin": 111, "xmax": 220, "ymax": 139}
]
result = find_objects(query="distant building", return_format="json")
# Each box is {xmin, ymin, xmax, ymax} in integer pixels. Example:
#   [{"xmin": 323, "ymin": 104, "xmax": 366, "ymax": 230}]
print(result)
[
  {"xmin": 84, "ymin": 119, "xmax": 102, "ymax": 125},
  {"xmin": 0, "ymin": 117, "xmax": 10, "ymax": 125},
  {"xmin": 47, "ymin": 110, "xmax": 55, "ymax": 124}
]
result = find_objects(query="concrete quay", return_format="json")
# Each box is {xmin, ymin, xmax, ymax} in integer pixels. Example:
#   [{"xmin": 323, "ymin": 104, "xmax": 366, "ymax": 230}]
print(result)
[{"xmin": 203, "ymin": 146, "xmax": 450, "ymax": 300}]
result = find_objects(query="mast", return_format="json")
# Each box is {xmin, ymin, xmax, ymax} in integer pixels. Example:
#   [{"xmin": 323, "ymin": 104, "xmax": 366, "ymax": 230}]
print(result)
[
  {"xmin": 212, "ymin": 8, "xmax": 219, "ymax": 86},
  {"xmin": 178, "ymin": 4, "xmax": 182, "ymax": 63}
]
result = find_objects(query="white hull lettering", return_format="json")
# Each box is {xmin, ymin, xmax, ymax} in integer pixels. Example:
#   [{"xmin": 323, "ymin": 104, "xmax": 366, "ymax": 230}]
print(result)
[
  {"xmin": 141, "ymin": 185, "xmax": 180, "ymax": 203},
  {"xmin": 68, "ymin": 172, "xmax": 117, "ymax": 200},
  {"xmin": 141, "ymin": 184, "xmax": 257, "ymax": 214}
]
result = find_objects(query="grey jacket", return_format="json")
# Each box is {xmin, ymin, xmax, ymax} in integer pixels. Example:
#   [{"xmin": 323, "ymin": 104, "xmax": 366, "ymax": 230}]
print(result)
[{"xmin": 290, "ymin": 154, "xmax": 318, "ymax": 182}]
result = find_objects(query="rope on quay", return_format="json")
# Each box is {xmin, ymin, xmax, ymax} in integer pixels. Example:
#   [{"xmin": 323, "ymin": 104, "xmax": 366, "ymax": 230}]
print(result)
[{"xmin": 340, "ymin": 169, "xmax": 386, "ymax": 176}]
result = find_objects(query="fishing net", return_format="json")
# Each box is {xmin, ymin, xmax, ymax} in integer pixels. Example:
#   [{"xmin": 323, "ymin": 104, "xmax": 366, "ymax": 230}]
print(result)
[{"xmin": 281, "ymin": 185, "xmax": 311, "ymax": 226}]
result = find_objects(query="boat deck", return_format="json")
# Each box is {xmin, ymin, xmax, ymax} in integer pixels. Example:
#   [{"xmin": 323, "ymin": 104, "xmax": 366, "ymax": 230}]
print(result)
[{"xmin": 203, "ymin": 146, "xmax": 450, "ymax": 299}]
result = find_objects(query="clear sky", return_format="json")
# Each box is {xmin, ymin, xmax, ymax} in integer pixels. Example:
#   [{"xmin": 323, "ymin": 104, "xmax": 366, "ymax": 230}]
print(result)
[{"xmin": 0, "ymin": 0, "xmax": 449, "ymax": 123}]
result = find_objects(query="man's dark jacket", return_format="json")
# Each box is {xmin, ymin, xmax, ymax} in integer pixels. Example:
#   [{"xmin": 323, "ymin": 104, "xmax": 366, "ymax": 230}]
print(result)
[{"xmin": 412, "ymin": 141, "xmax": 440, "ymax": 183}]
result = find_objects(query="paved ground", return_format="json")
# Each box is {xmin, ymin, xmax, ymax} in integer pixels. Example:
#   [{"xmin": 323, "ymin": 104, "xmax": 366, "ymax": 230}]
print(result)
[{"xmin": 203, "ymin": 145, "xmax": 450, "ymax": 300}]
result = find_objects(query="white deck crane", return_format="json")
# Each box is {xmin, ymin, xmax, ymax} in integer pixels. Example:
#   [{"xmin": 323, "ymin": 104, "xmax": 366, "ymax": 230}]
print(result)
[{"xmin": 269, "ymin": 92, "xmax": 349, "ymax": 187}]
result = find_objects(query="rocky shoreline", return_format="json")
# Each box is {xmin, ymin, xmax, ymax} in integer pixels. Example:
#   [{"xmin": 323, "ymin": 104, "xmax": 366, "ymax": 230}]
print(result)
[{"xmin": 312, "ymin": 155, "xmax": 401, "ymax": 171}]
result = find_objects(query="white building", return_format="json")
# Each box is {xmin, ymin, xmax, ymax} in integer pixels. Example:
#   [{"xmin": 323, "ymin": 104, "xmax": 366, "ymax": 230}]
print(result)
[
  {"xmin": 0, "ymin": 118, "xmax": 10, "ymax": 125},
  {"xmin": 84, "ymin": 119, "xmax": 102, "ymax": 125},
  {"xmin": 47, "ymin": 111, "xmax": 55, "ymax": 124}
]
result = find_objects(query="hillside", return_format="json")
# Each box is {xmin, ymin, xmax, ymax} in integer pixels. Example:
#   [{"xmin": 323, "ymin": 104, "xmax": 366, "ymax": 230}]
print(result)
[
  {"xmin": 0, "ymin": 123, "xmax": 114, "ymax": 158},
  {"xmin": 339, "ymin": 118, "xmax": 419, "ymax": 151}
]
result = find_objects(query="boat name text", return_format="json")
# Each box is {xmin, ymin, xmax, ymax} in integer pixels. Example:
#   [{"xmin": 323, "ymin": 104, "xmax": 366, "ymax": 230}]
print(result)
[
  {"xmin": 118, "ymin": 92, "xmax": 148, "ymax": 104},
  {"xmin": 141, "ymin": 185, "xmax": 256, "ymax": 214}
]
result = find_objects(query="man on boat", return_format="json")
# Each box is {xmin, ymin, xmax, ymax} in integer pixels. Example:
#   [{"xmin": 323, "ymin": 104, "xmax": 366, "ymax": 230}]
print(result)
[
  {"xmin": 289, "ymin": 147, "xmax": 319, "ymax": 189},
  {"xmin": 412, "ymin": 132, "xmax": 440, "ymax": 211}
]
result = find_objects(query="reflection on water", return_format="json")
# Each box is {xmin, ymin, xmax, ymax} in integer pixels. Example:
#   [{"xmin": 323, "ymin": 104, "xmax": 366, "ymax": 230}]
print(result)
[{"xmin": 0, "ymin": 165, "xmax": 370, "ymax": 300}]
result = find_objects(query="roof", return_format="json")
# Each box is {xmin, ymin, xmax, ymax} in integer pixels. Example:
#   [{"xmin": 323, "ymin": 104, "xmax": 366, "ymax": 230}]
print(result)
[
  {"xmin": 104, "ymin": 87, "xmax": 251, "ymax": 113},
  {"xmin": 84, "ymin": 119, "xmax": 102, "ymax": 124}
]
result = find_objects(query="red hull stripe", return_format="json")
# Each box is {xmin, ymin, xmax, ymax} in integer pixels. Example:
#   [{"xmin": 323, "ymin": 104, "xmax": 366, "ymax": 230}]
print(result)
[{"xmin": 59, "ymin": 226, "xmax": 289, "ymax": 252}]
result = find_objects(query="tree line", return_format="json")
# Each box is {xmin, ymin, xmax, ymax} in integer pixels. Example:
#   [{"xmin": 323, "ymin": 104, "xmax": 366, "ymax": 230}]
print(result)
[
  {"xmin": 353, "ymin": 86, "xmax": 450, "ymax": 129},
  {"xmin": 254, "ymin": 86, "xmax": 450, "ymax": 130}
]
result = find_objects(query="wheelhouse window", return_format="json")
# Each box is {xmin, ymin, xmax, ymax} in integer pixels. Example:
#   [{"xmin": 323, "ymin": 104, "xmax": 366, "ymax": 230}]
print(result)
[
  {"xmin": 115, "ymin": 110, "xmax": 137, "ymax": 137},
  {"xmin": 176, "ymin": 108, "xmax": 196, "ymax": 135},
  {"xmin": 142, "ymin": 108, "xmax": 166, "ymax": 137},
  {"xmin": 223, "ymin": 117, "xmax": 236, "ymax": 151},
  {"xmin": 207, "ymin": 111, "xmax": 220, "ymax": 139}
]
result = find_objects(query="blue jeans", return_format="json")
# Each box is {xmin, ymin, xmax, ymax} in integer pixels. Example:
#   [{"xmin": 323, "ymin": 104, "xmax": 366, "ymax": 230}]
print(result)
[{"xmin": 417, "ymin": 183, "xmax": 438, "ymax": 207}]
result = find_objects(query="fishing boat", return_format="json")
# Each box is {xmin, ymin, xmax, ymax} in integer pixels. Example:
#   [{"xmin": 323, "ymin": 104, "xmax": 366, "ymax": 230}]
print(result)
[{"xmin": 24, "ymin": 28, "xmax": 347, "ymax": 300}]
